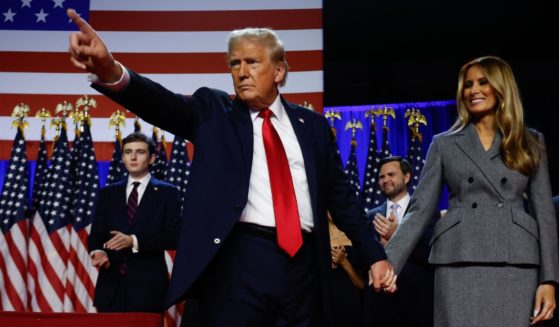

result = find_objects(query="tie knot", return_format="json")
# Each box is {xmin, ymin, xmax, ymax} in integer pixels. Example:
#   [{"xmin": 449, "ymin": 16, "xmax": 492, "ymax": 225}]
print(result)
[
  {"xmin": 258, "ymin": 108, "xmax": 273, "ymax": 120},
  {"xmin": 132, "ymin": 181, "xmax": 141, "ymax": 189}
]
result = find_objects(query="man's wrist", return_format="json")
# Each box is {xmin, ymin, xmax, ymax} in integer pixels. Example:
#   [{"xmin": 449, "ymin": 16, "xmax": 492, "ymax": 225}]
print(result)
[{"xmin": 88, "ymin": 61, "xmax": 130, "ymax": 91}]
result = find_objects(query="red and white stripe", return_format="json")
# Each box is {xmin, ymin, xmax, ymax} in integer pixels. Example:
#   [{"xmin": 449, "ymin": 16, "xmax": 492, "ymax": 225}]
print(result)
[
  {"xmin": 64, "ymin": 226, "xmax": 97, "ymax": 313},
  {"xmin": 27, "ymin": 214, "xmax": 70, "ymax": 312},
  {"xmin": 165, "ymin": 250, "xmax": 183, "ymax": 327},
  {"xmin": 0, "ymin": 220, "xmax": 28, "ymax": 311}
]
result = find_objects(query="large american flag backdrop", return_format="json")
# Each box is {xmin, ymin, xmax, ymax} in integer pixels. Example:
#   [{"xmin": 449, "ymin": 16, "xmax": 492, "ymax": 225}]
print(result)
[
  {"xmin": 0, "ymin": 0, "xmax": 324, "ymax": 161},
  {"xmin": 0, "ymin": 0, "xmax": 323, "ymax": 321}
]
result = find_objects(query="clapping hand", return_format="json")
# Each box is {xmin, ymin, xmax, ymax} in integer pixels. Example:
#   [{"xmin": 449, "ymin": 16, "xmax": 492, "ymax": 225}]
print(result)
[{"xmin": 373, "ymin": 212, "xmax": 398, "ymax": 245}]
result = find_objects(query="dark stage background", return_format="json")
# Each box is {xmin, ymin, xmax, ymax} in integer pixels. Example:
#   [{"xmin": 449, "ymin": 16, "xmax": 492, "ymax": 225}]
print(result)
[{"xmin": 323, "ymin": 0, "xmax": 559, "ymax": 194}]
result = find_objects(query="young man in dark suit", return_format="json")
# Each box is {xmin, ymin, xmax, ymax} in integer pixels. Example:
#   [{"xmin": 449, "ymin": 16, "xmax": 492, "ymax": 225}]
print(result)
[
  {"xmin": 364, "ymin": 156, "xmax": 436, "ymax": 327},
  {"xmin": 89, "ymin": 132, "xmax": 181, "ymax": 313},
  {"xmin": 68, "ymin": 9, "xmax": 396, "ymax": 326}
]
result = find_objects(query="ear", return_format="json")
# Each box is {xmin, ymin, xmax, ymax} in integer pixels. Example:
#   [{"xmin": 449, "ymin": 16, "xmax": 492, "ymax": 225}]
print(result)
[
  {"xmin": 404, "ymin": 173, "xmax": 411, "ymax": 184},
  {"xmin": 274, "ymin": 62, "xmax": 286, "ymax": 84},
  {"xmin": 148, "ymin": 153, "xmax": 156, "ymax": 165}
]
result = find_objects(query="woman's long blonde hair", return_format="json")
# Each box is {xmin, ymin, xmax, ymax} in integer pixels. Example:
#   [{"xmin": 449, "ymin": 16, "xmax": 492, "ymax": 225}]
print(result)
[{"xmin": 452, "ymin": 56, "xmax": 542, "ymax": 175}]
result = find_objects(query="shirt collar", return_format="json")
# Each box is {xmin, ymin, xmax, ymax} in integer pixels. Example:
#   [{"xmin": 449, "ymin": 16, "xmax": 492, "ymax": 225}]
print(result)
[
  {"xmin": 249, "ymin": 94, "xmax": 284, "ymax": 122},
  {"xmin": 128, "ymin": 173, "xmax": 151, "ymax": 188},
  {"xmin": 387, "ymin": 192, "xmax": 411, "ymax": 211}
]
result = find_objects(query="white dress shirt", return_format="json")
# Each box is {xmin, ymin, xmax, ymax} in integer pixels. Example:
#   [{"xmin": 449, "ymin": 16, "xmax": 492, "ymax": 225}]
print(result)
[{"xmin": 239, "ymin": 95, "xmax": 314, "ymax": 231}]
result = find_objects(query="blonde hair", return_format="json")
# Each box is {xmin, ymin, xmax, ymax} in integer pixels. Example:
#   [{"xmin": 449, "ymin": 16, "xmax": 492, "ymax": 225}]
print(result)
[
  {"xmin": 227, "ymin": 28, "xmax": 289, "ymax": 87},
  {"xmin": 452, "ymin": 56, "xmax": 541, "ymax": 175}
]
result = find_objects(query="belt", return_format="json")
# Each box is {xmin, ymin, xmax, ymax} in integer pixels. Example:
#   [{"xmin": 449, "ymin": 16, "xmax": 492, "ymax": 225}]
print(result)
[{"xmin": 235, "ymin": 222, "xmax": 313, "ymax": 241}]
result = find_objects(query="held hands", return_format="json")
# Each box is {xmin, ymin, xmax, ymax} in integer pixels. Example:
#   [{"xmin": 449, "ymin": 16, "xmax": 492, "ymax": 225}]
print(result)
[
  {"xmin": 373, "ymin": 212, "xmax": 398, "ymax": 245},
  {"xmin": 331, "ymin": 245, "xmax": 347, "ymax": 268},
  {"xmin": 104, "ymin": 231, "xmax": 134, "ymax": 251},
  {"xmin": 67, "ymin": 9, "xmax": 122, "ymax": 82},
  {"xmin": 368, "ymin": 260, "xmax": 397, "ymax": 294},
  {"xmin": 531, "ymin": 283, "xmax": 556, "ymax": 324},
  {"xmin": 90, "ymin": 251, "xmax": 110, "ymax": 269}
]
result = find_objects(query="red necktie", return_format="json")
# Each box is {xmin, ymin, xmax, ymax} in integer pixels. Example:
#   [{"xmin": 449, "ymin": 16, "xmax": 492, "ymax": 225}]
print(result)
[
  {"xmin": 127, "ymin": 181, "xmax": 140, "ymax": 225},
  {"xmin": 259, "ymin": 108, "xmax": 303, "ymax": 257}
]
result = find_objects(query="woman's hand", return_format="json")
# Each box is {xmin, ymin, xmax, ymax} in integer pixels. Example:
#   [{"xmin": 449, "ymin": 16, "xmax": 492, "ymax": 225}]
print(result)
[
  {"xmin": 331, "ymin": 246, "xmax": 347, "ymax": 268},
  {"xmin": 531, "ymin": 283, "xmax": 556, "ymax": 325}
]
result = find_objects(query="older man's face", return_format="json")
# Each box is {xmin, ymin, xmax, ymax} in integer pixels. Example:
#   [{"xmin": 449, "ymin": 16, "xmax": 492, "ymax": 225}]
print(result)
[{"xmin": 229, "ymin": 39, "xmax": 285, "ymax": 110}]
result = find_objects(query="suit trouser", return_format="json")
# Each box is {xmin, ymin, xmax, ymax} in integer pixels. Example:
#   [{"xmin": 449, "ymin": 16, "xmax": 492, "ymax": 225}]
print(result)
[
  {"xmin": 195, "ymin": 223, "xmax": 319, "ymax": 327},
  {"xmin": 96, "ymin": 272, "xmax": 164, "ymax": 314}
]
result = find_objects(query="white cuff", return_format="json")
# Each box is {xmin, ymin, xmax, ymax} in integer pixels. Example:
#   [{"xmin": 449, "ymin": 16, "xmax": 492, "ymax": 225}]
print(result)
[
  {"xmin": 131, "ymin": 234, "xmax": 139, "ymax": 253},
  {"xmin": 88, "ymin": 61, "xmax": 130, "ymax": 92}
]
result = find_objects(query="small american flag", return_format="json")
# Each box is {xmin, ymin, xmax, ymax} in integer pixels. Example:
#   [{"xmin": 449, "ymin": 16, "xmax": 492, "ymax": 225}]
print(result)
[
  {"xmin": 166, "ymin": 136, "xmax": 191, "ymax": 210},
  {"xmin": 30, "ymin": 129, "xmax": 49, "ymax": 215},
  {"xmin": 361, "ymin": 119, "xmax": 381, "ymax": 211},
  {"xmin": 65, "ymin": 120, "xmax": 98, "ymax": 312},
  {"xmin": 344, "ymin": 140, "xmax": 361, "ymax": 201},
  {"xmin": 150, "ymin": 129, "xmax": 168, "ymax": 180},
  {"xmin": 105, "ymin": 136, "xmax": 126, "ymax": 184},
  {"xmin": 406, "ymin": 133, "xmax": 424, "ymax": 194},
  {"xmin": 380, "ymin": 125, "xmax": 392, "ymax": 159},
  {"xmin": 164, "ymin": 135, "xmax": 192, "ymax": 327},
  {"xmin": 0, "ymin": 127, "xmax": 29, "ymax": 311},
  {"xmin": 28, "ymin": 125, "xmax": 73, "ymax": 312}
]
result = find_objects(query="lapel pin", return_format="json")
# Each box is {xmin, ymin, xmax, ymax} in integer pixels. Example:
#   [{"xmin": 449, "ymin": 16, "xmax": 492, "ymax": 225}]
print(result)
[
  {"xmin": 298, "ymin": 117, "xmax": 305, "ymax": 124},
  {"xmin": 154, "ymin": 186, "xmax": 158, "ymax": 191}
]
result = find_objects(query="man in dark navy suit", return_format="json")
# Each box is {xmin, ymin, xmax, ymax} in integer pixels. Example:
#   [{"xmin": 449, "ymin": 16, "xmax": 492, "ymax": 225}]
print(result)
[
  {"xmin": 68, "ymin": 9, "xmax": 396, "ymax": 326},
  {"xmin": 88, "ymin": 132, "xmax": 181, "ymax": 313},
  {"xmin": 364, "ymin": 156, "xmax": 436, "ymax": 327}
]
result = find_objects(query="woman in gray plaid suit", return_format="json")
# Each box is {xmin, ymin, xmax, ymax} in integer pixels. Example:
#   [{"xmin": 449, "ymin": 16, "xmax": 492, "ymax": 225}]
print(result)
[{"xmin": 384, "ymin": 56, "xmax": 558, "ymax": 326}]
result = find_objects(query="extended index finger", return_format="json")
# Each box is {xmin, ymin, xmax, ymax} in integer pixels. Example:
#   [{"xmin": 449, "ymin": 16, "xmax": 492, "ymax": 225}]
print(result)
[{"xmin": 67, "ymin": 8, "xmax": 95, "ymax": 35}]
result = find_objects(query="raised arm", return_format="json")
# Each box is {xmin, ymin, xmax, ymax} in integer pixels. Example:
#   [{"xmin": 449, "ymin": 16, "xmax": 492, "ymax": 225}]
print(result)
[{"xmin": 67, "ymin": 8, "xmax": 122, "ymax": 83}]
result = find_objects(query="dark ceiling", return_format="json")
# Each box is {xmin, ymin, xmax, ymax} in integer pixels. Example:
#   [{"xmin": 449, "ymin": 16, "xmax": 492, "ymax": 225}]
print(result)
[{"xmin": 323, "ymin": 0, "xmax": 559, "ymax": 193}]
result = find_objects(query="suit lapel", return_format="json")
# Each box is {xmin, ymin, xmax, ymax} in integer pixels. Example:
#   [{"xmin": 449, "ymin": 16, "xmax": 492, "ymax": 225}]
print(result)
[
  {"xmin": 283, "ymin": 98, "xmax": 318, "ymax": 215},
  {"xmin": 114, "ymin": 180, "xmax": 129, "ymax": 231},
  {"xmin": 455, "ymin": 124, "xmax": 504, "ymax": 199},
  {"xmin": 230, "ymin": 98, "xmax": 254, "ymax": 178}
]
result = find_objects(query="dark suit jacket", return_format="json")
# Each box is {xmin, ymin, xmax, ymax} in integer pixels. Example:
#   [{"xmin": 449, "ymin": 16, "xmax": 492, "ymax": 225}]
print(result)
[
  {"xmin": 363, "ymin": 202, "xmax": 435, "ymax": 326},
  {"xmin": 93, "ymin": 70, "xmax": 386, "ymax": 322},
  {"xmin": 88, "ymin": 177, "xmax": 181, "ymax": 313}
]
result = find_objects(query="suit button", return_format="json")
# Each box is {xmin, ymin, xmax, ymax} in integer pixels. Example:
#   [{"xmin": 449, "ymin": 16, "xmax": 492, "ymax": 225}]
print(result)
[
  {"xmin": 472, "ymin": 202, "xmax": 478, "ymax": 209},
  {"xmin": 501, "ymin": 177, "xmax": 507, "ymax": 184},
  {"xmin": 468, "ymin": 177, "xmax": 474, "ymax": 183},
  {"xmin": 497, "ymin": 202, "xmax": 504, "ymax": 208},
  {"xmin": 213, "ymin": 238, "xmax": 221, "ymax": 244}
]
